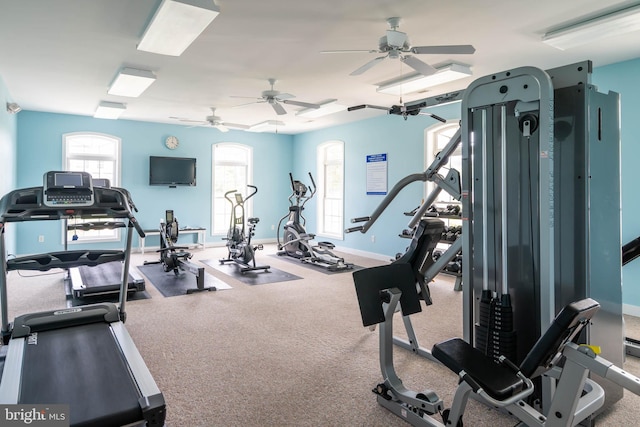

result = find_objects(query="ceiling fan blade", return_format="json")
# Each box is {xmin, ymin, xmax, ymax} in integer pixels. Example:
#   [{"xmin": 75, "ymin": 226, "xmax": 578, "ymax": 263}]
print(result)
[
  {"xmin": 169, "ymin": 116, "xmax": 207, "ymax": 124},
  {"xmin": 347, "ymin": 104, "xmax": 389, "ymax": 112},
  {"xmin": 401, "ymin": 55, "xmax": 437, "ymax": 76},
  {"xmin": 281, "ymin": 99, "xmax": 320, "ymax": 109},
  {"xmin": 214, "ymin": 124, "xmax": 230, "ymax": 133},
  {"xmin": 418, "ymin": 112, "xmax": 447, "ymax": 123},
  {"xmin": 350, "ymin": 56, "xmax": 386, "ymax": 76},
  {"xmin": 232, "ymin": 100, "xmax": 263, "ymax": 109},
  {"xmin": 222, "ymin": 122, "xmax": 251, "ymax": 130},
  {"xmin": 411, "ymin": 45, "xmax": 475, "ymax": 55},
  {"xmin": 321, "ymin": 49, "xmax": 379, "ymax": 54},
  {"xmin": 271, "ymin": 102, "xmax": 287, "ymax": 115},
  {"xmin": 276, "ymin": 93, "xmax": 295, "ymax": 100},
  {"xmin": 230, "ymin": 95, "xmax": 263, "ymax": 100}
]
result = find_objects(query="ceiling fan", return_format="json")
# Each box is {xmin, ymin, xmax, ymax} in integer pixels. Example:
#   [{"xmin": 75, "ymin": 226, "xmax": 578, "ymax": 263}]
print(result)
[
  {"xmin": 348, "ymin": 101, "xmax": 446, "ymax": 122},
  {"xmin": 231, "ymin": 78, "xmax": 321, "ymax": 115},
  {"xmin": 322, "ymin": 17, "xmax": 475, "ymax": 76},
  {"xmin": 170, "ymin": 108, "xmax": 250, "ymax": 132}
]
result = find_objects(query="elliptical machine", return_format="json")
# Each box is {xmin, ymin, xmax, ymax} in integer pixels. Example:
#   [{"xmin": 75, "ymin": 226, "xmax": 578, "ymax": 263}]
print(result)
[
  {"xmin": 219, "ymin": 185, "xmax": 270, "ymax": 274},
  {"xmin": 276, "ymin": 173, "xmax": 352, "ymax": 271}
]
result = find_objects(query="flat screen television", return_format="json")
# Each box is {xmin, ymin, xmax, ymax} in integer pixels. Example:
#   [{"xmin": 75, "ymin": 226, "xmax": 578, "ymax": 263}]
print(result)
[{"xmin": 149, "ymin": 156, "xmax": 196, "ymax": 187}]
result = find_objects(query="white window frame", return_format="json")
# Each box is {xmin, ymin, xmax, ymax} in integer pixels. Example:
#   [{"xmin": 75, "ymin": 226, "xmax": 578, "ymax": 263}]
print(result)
[
  {"xmin": 316, "ymin": 140, "xmax": 344, "ymax": 240},
  {"xmin": 424, "ymin": 122, "xmax": 461, "ymax": 203},
  {"xmin": 62, "ymin": 132, "xmax": 122, "ymax": 244},
  {"xmin": 211, "ymin": 143, "xmax": 253, "ymax": 235}
]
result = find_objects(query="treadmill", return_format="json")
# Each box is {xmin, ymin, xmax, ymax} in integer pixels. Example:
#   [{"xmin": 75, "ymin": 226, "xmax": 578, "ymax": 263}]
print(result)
[
  {"xmin": 64, "ymin": 179, "xmax": 146, "ymax": 300},
  {"xmin": 0, "ymin": 172, "xmax": 166, "ymax": 426}
]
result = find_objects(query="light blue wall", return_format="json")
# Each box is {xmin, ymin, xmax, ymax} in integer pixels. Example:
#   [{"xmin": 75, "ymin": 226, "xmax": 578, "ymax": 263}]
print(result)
[
  {"xmin": 0, "ymin": 76, "xmax": 18, "ymax": 256},
  {"xmin": 6, "ymin": 58, "xmax": 640, "ymax": 309},
  {"xmin": 15, "ymin": 111, "xmax": 293, "ymax": 254},
  {"xmin": 593, "ymin": 58, "xmax": 640, "ymax": 308},
  {"xmin": 292, "ymin": 102, "xmax": 462, "ymax": 259}
]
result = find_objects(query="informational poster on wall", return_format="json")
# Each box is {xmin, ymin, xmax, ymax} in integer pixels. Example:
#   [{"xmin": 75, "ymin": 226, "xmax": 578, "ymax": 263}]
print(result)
[{"xmin": 366, "ymin": 153, "xmax": 387, "ymax": 195}]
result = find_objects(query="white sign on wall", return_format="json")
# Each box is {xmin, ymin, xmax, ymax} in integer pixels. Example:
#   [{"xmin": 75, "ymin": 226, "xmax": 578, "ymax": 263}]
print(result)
[{"xmin": 366, "ymin": 153, "xmax": 387, "ymax": 195}]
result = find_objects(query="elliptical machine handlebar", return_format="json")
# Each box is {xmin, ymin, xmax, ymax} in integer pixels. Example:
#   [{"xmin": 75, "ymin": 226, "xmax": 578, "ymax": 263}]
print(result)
[{"xmin": 224, "ymin": 185, "xmax": 258, "ymax": 204}]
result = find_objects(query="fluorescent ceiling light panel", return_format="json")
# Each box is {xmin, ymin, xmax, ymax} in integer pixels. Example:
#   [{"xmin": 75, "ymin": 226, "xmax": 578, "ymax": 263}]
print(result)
[
  {"xmin": 137, "ymin": 0, "xmax": 220, "ymax": 56},
  {"xmin": 108, "ymin": 68, "xmax": 157, "ymax": 97},
  {"xmin": 94, "ymin": 101, "xmax": 126, "ymax": 119},
  {"xmin": 376, "ymin": 63, "xmax": 472, "ymax": 96},
  {"xmin": 543, "ymin": 4, "xmax": 640, "ymax": 50},
  {"xmin": 248, "ymin": 120, "xmax": 285, "ymax": 133},
  {"xmin": 296, "ymin": 99, "xmax": 347, "ymax": 118}
]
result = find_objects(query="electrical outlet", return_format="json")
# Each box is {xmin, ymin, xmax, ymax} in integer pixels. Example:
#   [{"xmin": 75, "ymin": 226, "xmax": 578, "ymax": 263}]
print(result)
[
  {"xmin": 38, "ymin": 235, "xmax": 44, "ymax": 243},
  {"xmin": 371, "ymin": 235, "xmax": 375, "ymax": 243},
  {"xmin": 271, "ymin": 224, "xmax": 275, "ymax": 230}
]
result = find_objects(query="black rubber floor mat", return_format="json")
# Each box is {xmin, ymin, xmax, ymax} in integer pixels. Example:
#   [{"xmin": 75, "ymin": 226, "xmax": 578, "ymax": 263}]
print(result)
[
  {"xmin": 137, "ymin": 264, "xmax": 231, "ymax": 297},
  {"xmin": 269, "ymin": 254, "xmax": 361, "ymax": 275},
  {"xmin": 201, "ymin": 259, "xmax": 302, "ymax": 285}
]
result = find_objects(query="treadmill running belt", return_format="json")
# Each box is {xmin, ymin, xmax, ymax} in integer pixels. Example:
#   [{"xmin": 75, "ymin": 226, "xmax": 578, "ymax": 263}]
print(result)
[
  {"xmin": 20, "ymin": 322, "xmax": 143, "ymax": 427},
  {"xmin": 78, "ymin": 261, "xmax": 134, "ymax": 287}
]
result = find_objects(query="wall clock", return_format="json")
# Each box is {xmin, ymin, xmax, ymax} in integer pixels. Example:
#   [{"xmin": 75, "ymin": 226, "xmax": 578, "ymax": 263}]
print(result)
[{"xmin": 165, "ymin": 136, "xmax": 179, "ymax": 150}]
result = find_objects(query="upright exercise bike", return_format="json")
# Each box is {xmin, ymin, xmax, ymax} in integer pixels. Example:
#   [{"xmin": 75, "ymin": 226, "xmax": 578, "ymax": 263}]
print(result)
[
  {"xmin": 276, "ymin": 173, "xmax": 352, "ymax": 271},
  {"xmin": 219, "ymin": 185, "xmax": 270, "ymax": 274}
]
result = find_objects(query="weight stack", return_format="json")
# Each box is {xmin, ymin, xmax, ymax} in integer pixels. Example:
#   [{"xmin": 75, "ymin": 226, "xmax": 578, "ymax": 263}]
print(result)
[
  {"xmin": 475, "ymin": 290, "xmax": 493, "ymax": 355},
  {"xmin": 475, "ymin": 293, "xmax": 517, "ymax": 363}
]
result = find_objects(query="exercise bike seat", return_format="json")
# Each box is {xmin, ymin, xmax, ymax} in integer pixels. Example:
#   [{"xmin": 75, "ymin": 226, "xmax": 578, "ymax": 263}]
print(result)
[
  {"xmin": 248, "ymin": 217, "xmax": 260, "ymax": 224},
  {"xmin": 432, "ymin": 338, "xmax": 524, "ymax": 401}
]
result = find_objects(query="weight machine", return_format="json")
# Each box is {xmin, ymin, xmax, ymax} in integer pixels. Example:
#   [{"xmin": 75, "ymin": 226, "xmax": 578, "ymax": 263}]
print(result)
[
  {"xmin": 461, "ymin": 61, "xmax": 624, "ymax": 413},
  {"xmin": 145, "ymin": 209, "xmax": 216, "ymax": 293},
  {"xmin": 349, "ymin": 62, "xmax": 629, "ymax": 426},
  {"xmin": 347, "ymin": 128, "xmax": 463, "ymax": 360}
]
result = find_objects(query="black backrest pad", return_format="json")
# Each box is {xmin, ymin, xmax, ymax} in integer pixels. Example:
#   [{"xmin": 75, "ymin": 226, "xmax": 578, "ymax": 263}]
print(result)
[
  {"xmin": 519, "ymin": 298, "xmax": 600, "ymax": 378},
  {"xmin": 395, "ymin": 218, "xmax": 444, "ymax": 275},
  {"xmin": 353, "ymin": 262, "xmax": 421, "ymax": 327}
]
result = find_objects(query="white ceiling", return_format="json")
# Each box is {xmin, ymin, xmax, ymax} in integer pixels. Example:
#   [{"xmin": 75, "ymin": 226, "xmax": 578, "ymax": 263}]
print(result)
[{"xmin": 1, "ymin": 0, "xmax": 639, "ymax": 134}]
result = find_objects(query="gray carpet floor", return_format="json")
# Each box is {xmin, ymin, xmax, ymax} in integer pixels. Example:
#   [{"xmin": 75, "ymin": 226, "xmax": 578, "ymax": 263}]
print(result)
[{"xmin": 4, "ymin": 244, "xmax": 640, "ymax": 426}]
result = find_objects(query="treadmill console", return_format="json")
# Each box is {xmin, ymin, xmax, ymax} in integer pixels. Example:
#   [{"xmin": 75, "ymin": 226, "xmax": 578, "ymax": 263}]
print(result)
[{"xmin": 43, "ymin": 171, "xmax": 94, "ymax": 207}]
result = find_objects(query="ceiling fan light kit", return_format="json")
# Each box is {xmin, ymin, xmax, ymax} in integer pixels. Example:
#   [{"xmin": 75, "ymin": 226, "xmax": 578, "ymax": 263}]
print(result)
[
  {"xmin": 94, "ymin": 101, "xmax": 126, "ymax": 119},
  {"xmin": 137, "ymin": 0, "xmax": 220, "ymax": 56},
  {"xmin": 108, "ymin": 68, "xmax": 157, "ymax": 97},
  {"xmin": 542, "ymin": 3, "xmax": 640, "ymax": 50},
  {"xmin": 376, "ymin": 63, "xmax": 473, "ymax": 96}
]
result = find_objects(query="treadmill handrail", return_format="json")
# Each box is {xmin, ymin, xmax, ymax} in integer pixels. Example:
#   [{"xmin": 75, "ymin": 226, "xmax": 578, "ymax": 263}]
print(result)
[{"xmin": 6, "ymin": 250, "xmax": 125, "ymax": 272}]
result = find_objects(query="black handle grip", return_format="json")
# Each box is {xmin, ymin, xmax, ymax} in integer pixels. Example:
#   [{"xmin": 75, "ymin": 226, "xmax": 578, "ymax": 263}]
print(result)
[
  {"xmin": 130, "ymin": 217, "xmax": 145, "ymax": 238},
  {"xmin": 345, "ymin": 226, "xmax": 364, "ymax": 233},
  {"xmin": 351, "ymin": 216, "xmax": 370, "ymax": 223}
]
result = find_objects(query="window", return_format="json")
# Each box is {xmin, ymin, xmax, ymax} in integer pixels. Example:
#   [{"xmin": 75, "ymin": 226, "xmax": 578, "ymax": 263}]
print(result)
[
  {"xmin": 62, "ymin": 132, "xmax": 121, "ymax": 242},
  {"xmin": 316, "ymin": 141, "xmax": 344, "ymax": 239},
  {"xmin": 212, "ymin": 143, "xmax": 252, "ymax": 235},
  {"xmin": 425, "ymin": 123, "xmax": 460, "ymax": 204}
]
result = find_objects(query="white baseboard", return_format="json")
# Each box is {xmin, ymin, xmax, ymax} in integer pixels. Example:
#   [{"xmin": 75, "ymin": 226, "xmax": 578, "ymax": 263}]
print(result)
[
  {"xmin": 332, "ymin": 245, "xmax": 392, "ymax": 262},
  {"xmin": 623, "ymin": 303, "xmax": 640, "ymax": 317}
]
